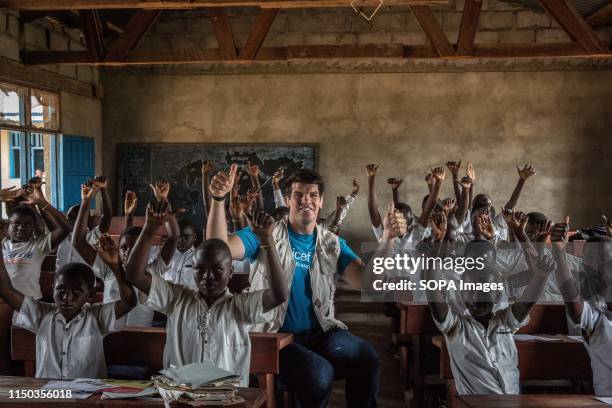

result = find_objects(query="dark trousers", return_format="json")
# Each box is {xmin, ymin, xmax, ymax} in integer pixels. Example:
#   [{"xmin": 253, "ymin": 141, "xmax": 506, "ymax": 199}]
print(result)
[{"xmin": 278, "ymin": 328, "xmax": 379, "ymax": 408}]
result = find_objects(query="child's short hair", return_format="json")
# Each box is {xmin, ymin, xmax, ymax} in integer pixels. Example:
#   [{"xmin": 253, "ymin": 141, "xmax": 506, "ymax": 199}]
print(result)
[
  {"xmin": 526, "ymin": 212, "xmax": 547, "ymax": 225},
  {"xmin": 395, "ymin": 202, "xmax": 413, "ymax": 219},
  {"xmin": 55, "ymin": 262, "xmax": 96, "ymax": 290},
  {"xmin": 120, "ymin": 226, "xmax": 143, "ymax": 241},
  {"xmin": 178, "ymin": 218, "xmax": 196, "ymax": 232},
  {"xmin": 8, "ymin": 205, "xmax": 38, "ymax": 223},
  {"xmin": 197, "ymin": 238, "xmax": 232, "ymax": 262},
  {"xmin": 465, "ymin": 239, "xmax": 497, "ymax": 260},
  {"xmin": 284, "ymin": 169, "xmax": 325, "ymax": 196}
]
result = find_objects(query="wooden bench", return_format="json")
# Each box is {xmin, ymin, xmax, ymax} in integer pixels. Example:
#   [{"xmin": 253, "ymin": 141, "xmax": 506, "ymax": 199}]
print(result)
[
  {"xmin": 433, "ymin": 335, "xmax": 592, "ymax": 408},
  {"xmin": 11, "ymin": 326, "xmax": 291, "ymax": 408},
  {"xmin": 455, "ymin": 394, "xmax": 606, "ymax": 408},
  {"xmin": 396, "ymin": 303, "xmax": 569, "ymax": 407}
]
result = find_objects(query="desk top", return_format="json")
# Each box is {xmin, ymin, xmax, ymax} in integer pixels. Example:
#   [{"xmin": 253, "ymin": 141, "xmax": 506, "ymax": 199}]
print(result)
[
  {"xmin": 432, "ymin": 334, "xmax": 583, "ymax": 348},
  {"xmin": 457, "ymin": 394, "xmax": 607, "ymax": 408},
  {"xmin": 0, "ymin": 376, "xmax": 267, "ymax": 408}
]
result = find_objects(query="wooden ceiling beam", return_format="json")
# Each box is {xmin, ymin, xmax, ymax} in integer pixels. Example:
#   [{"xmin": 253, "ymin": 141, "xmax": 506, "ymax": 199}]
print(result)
[
  {"xmin": 239, "ymin": 8, "xmax": 278, "ymax": 60},
  {"xmin": 0, "ymin": 0, "xmax": 447, "ymax": 10},
  {"xmin": 21, "ymin": 42, "xmax": 610, "ymax": 66},
  {"xmin": 81, "ymin": 10, "xmax": 106, "ymax": 62},
  {"xmin": 539, "ymin": 0, "xmax": 608, "ymax": 54},
  {"xmin": 456, "ymin": 0, "xmax": 482, "ymax": 56},
  {"xmin": 209, "ymin": 8, "xmax": 238, "ymax": 60},
  {"xmin": 410, "ymin": 5, "xmax": 455, "ymax": 57},
  {"xmin": 586, "ymin": 2, "xmax": 612, "ymax": 29},
  {"xmin": 105, "ymin": 10, "xmax": 161, "ymax": 62}
]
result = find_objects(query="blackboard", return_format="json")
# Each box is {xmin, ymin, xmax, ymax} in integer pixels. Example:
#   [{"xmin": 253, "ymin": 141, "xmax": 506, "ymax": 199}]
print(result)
[{"xmin": 117, "ymin": 143, "xmax": 318, "ymax": 231}]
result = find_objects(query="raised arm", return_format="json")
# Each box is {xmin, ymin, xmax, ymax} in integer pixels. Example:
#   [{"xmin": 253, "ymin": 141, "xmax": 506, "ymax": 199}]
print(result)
[
  {"xmin": 22, "ymin": 177, "xmax": 71, "ymax": 248},
  {"xmin": 95, "ymin": 233, "xmax": 136, "ymax": 318},
  {"xmin": 123, "ymin": 190, "xmax": 137, "ymax": 229},
  {"xmin": 71, "ymin": 182, "xmax": 98, "ymax": 265},
  {"xmin": 92, "ymin": 176, "xmax": 112, "ymax": 234},
  {"xmin": 150, "ymin": 181, "xmax": 179, "ymax": 264},
  {"xmin": 246, "ymin": 210, "xmax": 289, "ymax": 312},
  {"xmin": 504, "ymin": 164, "xmax": 535, "ymax": 210},
  {"xmin": 229, "ymin": 184, "xmax": 245, "ymax": 232},
  {"xmin": 327, "ymin": 195, "xmax": 347, "ymax": 233},
  {"xmin": 246, "ymin": 161, "xmax": 264, "ymax": 211},
  {"xmin": 272, "ymin": 169, "xmax": 285, "ymax": 208},
  {"xmin": 421, "ymin": 237, "xmax": 448, "ymax": 323},
  {"xmin": 419, "ymin": 167, "xmax": 445, "ymax": 227},
  {"xmin": 202, "ymin": 160, "xmax": 215, "ymax": 217},
  {"xmin": 387, "ymin": 177, "xmax": 403, "ymax": 207},
  {"xmin": 466, "ymin": 162, "xmax": 475, "ymax": 210},
  {"xmin": 550, "ymin": 217, "xmax": 583, "ymax": 324},
  {"xmin": 0, "ymin": 222, "xmax": 24, "ymax": 311},
  {"xmin": 446, "ymin": 160, "xmax": 462, "ymax": 205},
  {"xmin": 206, "ymin": 164, "xmax": 246, "ymax": 260},
  {"xmin": 512, "ymin": 249, "xmax": 556, "ymax": 322},
  {"xmin": 366, "ymin": 164, "xmax": 382, "ymax": 228}
]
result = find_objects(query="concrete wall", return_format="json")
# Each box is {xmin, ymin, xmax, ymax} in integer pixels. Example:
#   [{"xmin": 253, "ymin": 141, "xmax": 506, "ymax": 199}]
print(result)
[{"xmin": 101, "ymin": 71, "xmax": 612, "ymax": 248}]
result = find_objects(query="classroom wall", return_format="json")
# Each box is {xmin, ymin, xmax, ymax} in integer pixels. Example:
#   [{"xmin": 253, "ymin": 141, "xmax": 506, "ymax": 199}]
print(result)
[{"xmin": 101, "ymin": 70, "xmax": 612, "ymax": 248}]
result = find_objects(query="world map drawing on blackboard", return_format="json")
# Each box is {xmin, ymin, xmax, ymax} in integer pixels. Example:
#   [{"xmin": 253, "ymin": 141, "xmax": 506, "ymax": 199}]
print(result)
[{"xmin": 117, "ymin": 144, "xmax": 317, "ymax": 232}]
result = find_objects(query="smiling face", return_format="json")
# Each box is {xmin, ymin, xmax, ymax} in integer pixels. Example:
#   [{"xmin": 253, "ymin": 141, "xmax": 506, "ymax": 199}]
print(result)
[
  {"xmin": 286, "ymin": 182, "xmax": 323, "ymax": 228},
  {"xmin": 8, "ymin": 212, "xmax": 35, "ymax": 243},
  {"xmin": 193, "ymin": 246, "xmax": 233, "ymax": 299},
  {"xmin": 53, "ymin": 274, "xmax": 93, "ymax": 321}
]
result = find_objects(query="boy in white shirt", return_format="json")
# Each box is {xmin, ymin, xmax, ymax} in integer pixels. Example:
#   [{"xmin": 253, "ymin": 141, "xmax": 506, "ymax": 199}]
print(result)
[
  {"xmin": 0, "ymin": 230, "xmax": 136, "ymax": 379},
  {"xmin": 162, "ymin": 218, "xmax": 197, "ymax": 289},
  {"xmin": 424, "ymin": 230, "xmax": 556, "ymax": 395},
  {"xmin": 125, "ymin": 202, "xmax": 288, "ymax": 386},
  {"xmin": 2, "ymin": 178, "xmax": 71, "ymax": 299},
  {"xmin": 551, "ymin": 219, "xmax": 612, "ymax": 397},
  {"xmin": 56, "ymin": 176, "xmax": 112, "ymax": 269}
]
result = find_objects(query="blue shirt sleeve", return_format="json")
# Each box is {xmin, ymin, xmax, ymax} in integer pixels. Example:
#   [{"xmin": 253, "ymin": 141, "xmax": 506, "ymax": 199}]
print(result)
[
  {"xmin": 234, "ymin": 227, "xmax": 261, "ymax": 261},
  {"xmin": 338, "ymin": 237, "xmax": 360, "ymax": 274}
]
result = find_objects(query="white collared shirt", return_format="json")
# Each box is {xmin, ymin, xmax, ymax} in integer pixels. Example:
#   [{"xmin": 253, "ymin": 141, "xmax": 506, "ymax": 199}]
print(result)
[
  {"xmin": 2, "ymin": 234, "xmax": 53, "ymax": 299},
  {"xmin": 14, "ymin": 296, "xmax": 125, "ymax": 379},
  {"xmin": 162, "ymin": 247, "xmax": 197, "ymax": 289},
  {"xmin": 56, "ymin": 227, "xmax": 101, "ymax": 269},
  {"xmin": 579, "ymin": 301, "xmax": 612, "ymax": 396},
  {"xmin": 93, "ymin": 255, "xmax": 168, "ymax": 326},
  {"xmin": 435, "ymin": 306, "xmax": 529, "ymax": 395},
  {"xmin": 144, "ymin": 274, "xmax": 273, "ymax": 386}
]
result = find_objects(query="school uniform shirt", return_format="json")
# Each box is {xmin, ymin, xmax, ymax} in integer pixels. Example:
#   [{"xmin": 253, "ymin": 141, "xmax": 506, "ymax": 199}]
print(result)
[
  {"xmin": 579, "ymin": 302, "xmax": 612, "ymax": 396},
  {"xmin": 93, "ymin": 255, "xmax": 169, "ymax": 326},
  {"xmin": 14, "ymin": 296, "xmax": 125, "ymax": 379},
  {"xmin": 2, "ymin": 234, "xmax": 53, "ymax": 299},
  {"xmin": 55, "ymin": 227, "xmax": 101, "ymax": 269},
  {"xmin": 164, "ymin": 247, "xmax": 197, "ymax": 289},
  {"xmin": 143, "ymin": 274, "xmax": 273, "ymax": 386},
  {"xmin": 434, "ymin": 306, "xmax": 529, "ymax": 395}
]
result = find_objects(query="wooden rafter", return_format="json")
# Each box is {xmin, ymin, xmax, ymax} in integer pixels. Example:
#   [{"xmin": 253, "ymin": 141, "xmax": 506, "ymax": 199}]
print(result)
[
  {"xmin": 105, "ymin": 10, "xmax": 161, "ymax": 62},
  {"xmin": 586, "ymin": 2, "xmax": 612, "ymax": 29},
  {"xmin": 209, "ymin": 8, "xmax": 237, "ymax": 60},
  {"xmin": 20, "ymin": 42, "xmax": 611, "ymax": 66},
  {"xmin": 456, "ymin": 0, "xmax": 482, "ymax": 56},
  {"xmin": 0, "ymin": 0, "xmax": 447, "ymax": 10},
  {"xmin": 239, "ymin": 8, "xmax": 278, "ymax": 60},
  {"xmin": 410, "ymin": 5, "xmax": 455, "ymax": 57},
  {"xmin": 81, "ymin": 10, "xmax": 106, "ymax": 62},
  {"xmin": 539, "ymin": 0, "xmax": 608, "ymax": 54}
]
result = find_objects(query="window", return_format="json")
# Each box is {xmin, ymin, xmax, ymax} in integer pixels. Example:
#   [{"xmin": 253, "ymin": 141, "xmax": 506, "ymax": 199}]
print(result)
[
  {"xmin": 9, "ymin": 131, "xmax": 21, "ymax": 179},
  {"xmin": 31, "ymin": 89, "xmax": 59, "ymax": 131},
  {"xmin": 0, "ymin": 83, "xmax": 27, "ymax": 127}
]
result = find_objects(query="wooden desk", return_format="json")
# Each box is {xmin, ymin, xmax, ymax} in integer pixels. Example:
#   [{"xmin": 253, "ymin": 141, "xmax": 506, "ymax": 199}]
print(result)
[
  {"xmin": 0, "ymin": 376, "xmax": 266, "ymax": 407},
  {"xmin": 11, "ymin": 327, "xmax": 292, "ymax": 408},
  {"xmin": 456, "ymin": 394, "xmax": 606, "ymax": 408}
]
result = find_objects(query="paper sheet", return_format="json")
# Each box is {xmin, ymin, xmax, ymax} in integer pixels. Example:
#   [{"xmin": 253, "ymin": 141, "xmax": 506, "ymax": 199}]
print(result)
[{"xmin": 596, "ymin": 397, "xmax": 612, "ymax": 405}]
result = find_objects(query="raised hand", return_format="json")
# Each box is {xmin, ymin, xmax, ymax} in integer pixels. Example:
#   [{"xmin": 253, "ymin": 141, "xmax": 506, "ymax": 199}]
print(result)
[
  {"xmin": 21, "ymin": 177, "xmax": 46, "ymax": 206},
  {"xmin": 466, "ymin": 162, "xmax": 476, "ymax": 182},
  {"xmin": 365, "ymin": 164, "xmax": 379, "ymax": 177},
  {"xmin": 209, "ymin": 163, "xmax": 238, "ymax": 199},
  {"xmin": 352, "ymin": 178, "xmax": 359, "ymax": 195},
  {"xmin": 149, "ymin": 180, "xmax": 170, "ymax": 202},
  {"xmin": 534, "ymin": 219, "xmax": 553, "ymax": 242},
  {"xmin": 92, "ymin": 175, "xmax": 108, "ymax": 190},
  {"xmin": 441, "ymin": 197, "xmax": 456, "ymax": 215},
  {"xmin": 425, "ymin": 172, "xmax": 434, "ymax": 188},
  {"xmin": 272, "ymin": 169, "xmax": 284, "ymax": 187},
  {"xmin": 230, "ymin": 192, "xmax": 243, "ymax": 220},
  {"xmin": 458, "ymin": 176, "xmax": 472, "ymax": 190},
  {"xmin": 387, "ymin": 177, "xmax": 404, "ymax": 191},
  {"xmin": 81, "ymin": 181, "xmax": 97, "ymax": 201},
  {"xmin": 246, "ymin": 210, "xmax": 275, "ymax": 245},
  {"xmin": 446, "ymin": 160, "xmax": 461, "ymax": 178},
  {"xmin": 124, "ymin": 190, "xmax": 138, "ymax": 215},
  {"xmin": 382, "ymin": 203, "xmax": 407, "ymax": 241},
  {"xmin": 428, "ymin": 211, "xmax": 448, "ymax": 241},
  {"xmin": 95, "ymin": 233, "xmax": 120, "ymax": 268},
  {"xmin": 0, "ymin": 186, "xmax": 22, "ymax": 203},
  {"xmin": 431, "ymin": 167, "xmax": 445, "ymax": 182},
  {"xmin": 550, "ymin": 216, "xmax": 570, "ymax": 248},
  {"xmin": 601, "ymin": 215, "xmax": 612, "ymax": 237},
  {"xmin": 145, "ymin": 200, "xmax": 173, "ymax": 226},
  {"xmin": 517, "ymin": 164, "xmax": 535, "ymax": 180},
  {"xmin": 201, "ymin": 160, "xmax": 215, "ymax": 175},
  {"xmin": 476, "ymin": 211, "xmax": 494, "ymax": 240},
  {"xmin": 535, "ymin": 252, "xmax": 557, "ymax": 276},
  {"xmin": 246, "ymin": 161, "xmax": 260, "ymax": 178},
  {"xmin": 336, "ymin": 195, "xmax": 348, "ymax": 211}
]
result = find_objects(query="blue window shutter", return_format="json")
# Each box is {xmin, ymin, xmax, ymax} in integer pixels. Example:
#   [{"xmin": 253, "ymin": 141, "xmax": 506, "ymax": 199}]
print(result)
[{"xmin": 59, "ymin": 135, "xmax": 95, "ymax": 212}]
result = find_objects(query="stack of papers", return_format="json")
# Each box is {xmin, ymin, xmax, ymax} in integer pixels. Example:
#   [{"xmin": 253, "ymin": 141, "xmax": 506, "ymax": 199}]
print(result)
[
  {"xmin": 40, "ymin": 379, "xmax": 159, "ymax": 400},
  {"xmin": 153, "ymin": 362, "xmax": 243, "ymax": 407}
]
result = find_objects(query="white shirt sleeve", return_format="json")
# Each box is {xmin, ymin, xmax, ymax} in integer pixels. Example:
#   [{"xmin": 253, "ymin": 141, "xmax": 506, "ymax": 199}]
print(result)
[
  {"xmin": 433, "ymin": 308, "xmax": 460, "ymax": 335},
  {"xmin": 580, "ymin": 301, "xmax": 602, "ymax": 337},
  {"xmin": 144, "ymin": 273, "xmax": 182, "ymax": 315},
  {"xmin": 147, "ymin": 255, "xmax": 170, "ymax": 277},
  {"xmin": 232, "ymin": 290, "xmax": 274, "ymax": 325},
  {"xmin": 499, "ymin": 306, "xmax": 530, "ymax": 333},
  {"xmin": 274, "ymin": 188, "xmax": 285, "ymax": 208},
  {"xmin": 33, "ymin": 233, "xmax": 53, "ymax": 256},
  {"xmin": 92, "ymin": 302, "xmax": 127, "ymax": 335},
  {"xmin": 371, "ymin": 223, "xmax": 383, "ymax": 243},
  {"xmin": 14, "ymin": 296, "xmax": 55, "ymax": 333}
]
